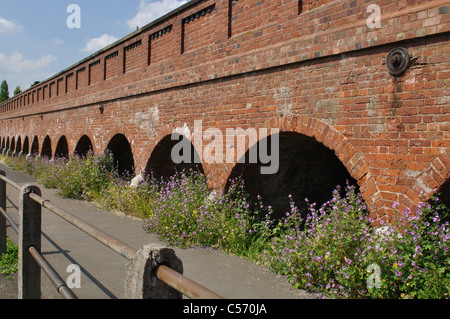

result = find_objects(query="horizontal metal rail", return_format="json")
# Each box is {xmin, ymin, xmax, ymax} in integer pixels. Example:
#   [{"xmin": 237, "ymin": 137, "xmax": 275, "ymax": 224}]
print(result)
[
  {"xmin": 28, "ymin": 246, "xmax": 78, "ymax": 299},
  {"xmin": 0, "ymin": 206, "xmax": 19, "ymax": 234},
  {"xmin": 157, "ymin": 265, "xmax": 224, "ymax": 299},
  {"xmin": 0, "ymin": 172, "xmax": 224, "ymax": 299},
  {"xmin": 29, "ymin": 192, "xmax": 138, "ymax": 261},
  {"xmin": 0, "ymin": 175, "xmax": 20, "ymax": 191}
]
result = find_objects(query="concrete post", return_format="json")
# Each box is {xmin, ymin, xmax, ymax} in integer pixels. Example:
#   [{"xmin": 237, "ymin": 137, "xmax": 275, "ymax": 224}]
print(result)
[
  {"xmin": 0, "ymin": 171, "xmax": 6, "ymax": 255},
  {"xmin": 124, "ymin": 244, "xmax": 183, "ymax": 299},
  {"xmin": 18, "ymin": 185, "xmax": 42, "ymax": 299}
]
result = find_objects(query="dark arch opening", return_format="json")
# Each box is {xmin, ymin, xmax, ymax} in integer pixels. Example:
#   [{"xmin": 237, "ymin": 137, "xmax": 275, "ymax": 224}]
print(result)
[
  {"xmin": 55, "ymin": 136, "xmax": 69, "ymax": 159},
  {"xmin": 1, "ymin": 137, "xmax": 5, "ymax": 149},
  {"xmin": 10, "ymin": 137, "xmax": 15, "ymax": 153},
  {"xmin": 15, "ymin": 137, "xmax": 22, "ymax": 155},
  {"xmin": 436, "ymin": 179, "xmax": 450, "ymax": 223},
  {"xmin": 41, "ymin": 136, "xmax": 52, "ymax": 159},
  {"xmin": 106, "ymin": 134, "xmax": 135, "ymax": 177},
  {"xmin": 145, "ymin": 134, "xmax": 205, "ymax": 180},
  {"xmin": 30, "ymin": 137, "xmax": 39, "ymax": 156},
  {"xmin": 22, "ymin": 136, "xmax": 29, "ymax": 155},
  {"xmin": 225, "ymin": 132, "xmax": 360, "ymax": 220},
  {"xmin": 74, "ymin": 135, "xmax": 93, "ymax": 158},
  {"xmin": 5, "ymin": 138, "xmax": 10, "ymax": 152}
]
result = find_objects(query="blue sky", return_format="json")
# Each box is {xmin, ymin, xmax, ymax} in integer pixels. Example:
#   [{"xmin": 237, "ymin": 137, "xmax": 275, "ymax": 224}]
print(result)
[{"xmin": 0, "ymin": 0, "xmax": 187, "ymax": 93}]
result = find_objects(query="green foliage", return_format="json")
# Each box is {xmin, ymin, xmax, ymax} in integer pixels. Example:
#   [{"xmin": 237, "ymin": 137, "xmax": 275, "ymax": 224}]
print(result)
[
  {"xmin": 1, "ymin": 153, "xmax": 449, "ymax": 298},
  {"xmin": 0, "ymin": 238, "xmax": 18, "ymax": 275},
  {"xmin": 265, "ymin": 185, "xmax": 450, "ymax": 299},
  {"xmin": 13, "ymin": 86, "xmax": 21, "ymax": 96},
  {"xmin": 1, "ymin": 151, "xmax": 117, "ymax": 201},
  {"xmin": 0, "ymin": 80, "xmax": 9, "ymax": 103}
]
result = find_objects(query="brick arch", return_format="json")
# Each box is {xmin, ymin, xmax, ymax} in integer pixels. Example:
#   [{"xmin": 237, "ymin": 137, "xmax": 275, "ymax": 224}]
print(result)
[
  {"xmin": 100, "ymin": 121, "xmax": 136, "ymax": 152},
  {"xmin": 54, "ymin": 135, "xmax": 70, "ymax": 159},
  {"xmin": 101, "ymin": 126, "xmax": 135, "ymax": 155},
  {"xmin": 5, "ymin": 137, "xmax": 10, "ymax": 152},
  {"xmin": 10, "ymin": 136, "xmax": 15, "ymax": 153},
  {"xmin": 73, "ymin": 134, "xmax": 95, "ymax": 158},
  {"xmin": 104, "ymin": 130, "xmax": 136, "ymax": 176},
  {"xmin": 41, "ymin": 135, "xmax": 52, "ymax": 158},
  {"xmin": 401, "ymin": 147, "xmax": 450, "ymax": 213},
  {"xmin": 142, "ymin": 121, "xmax": 207, "ymax": 179},
  {"xmin": 14, "ymin": 136, "xmax": 22, "ymax": 156},
  {"xmin": 21, "ymin": 136, "xmax": 30, "ymax": 155},
  {"xmin": 220, "ymin": 115, "xmax": 383, "ymax": 220}
]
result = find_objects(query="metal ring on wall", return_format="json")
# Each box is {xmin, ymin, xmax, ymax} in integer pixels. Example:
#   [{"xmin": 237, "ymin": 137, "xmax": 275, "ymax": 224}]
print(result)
[{"xmin": 386, "ymin": 47, "xmax": 411, "ymax": 76}]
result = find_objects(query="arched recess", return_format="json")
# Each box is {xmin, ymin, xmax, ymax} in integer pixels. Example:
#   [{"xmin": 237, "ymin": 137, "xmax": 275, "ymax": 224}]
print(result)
[
  {"xmin": 4, "ymin": 137, "xmax": 10, "ymax": 155},
  {"xmin": 106, "ymin": 134, "xmax": 135, "ymax": 176},
  {"xmin": 225, "ymin": 131, "xmax": 359, "ymax": 220},
  {"xmin": 222, "ymin": 115, "xmax": 376, "ymax": 220},
  {"xmin": 9, "ymin": 137, "xmax": 15, "ymax": 155},
  {"xmin": 41, "ymin": 136, "xmax": 52, "ymax": 159},
  {"xmin": 437, "ymin": 180, "xmax": 450, "ymax": 218},
  {"xmin": 30, "ymin": 137, "xmax": 39, "ymax": 156},
  {"xmin": 54, "ymin": 136, "xmax": 69, "ymax": 159},
  {"xmin": 14, "ymin": 136, "xmax": 22, "ymax": 156},
  {"xmin": 22, "ymin": 136, "xmax": 29, "ymax": 155},
  {"xmin": 74, "ymin": 135, "xmax": 94, "ymax": 158},
  {"xmin": 1, "ymin": 137, "xmax": 4, "ymax": 149},
  {"xmin": 145, "ymin": 133, "xmax": 205, "ymax": 180}
]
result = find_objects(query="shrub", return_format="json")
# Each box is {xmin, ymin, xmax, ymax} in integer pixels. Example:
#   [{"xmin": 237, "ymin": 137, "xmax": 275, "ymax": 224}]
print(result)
[
  {"xmin": 1, "ymin": 153, "xmax": 448, "ymax": 298},
  {"xmin": 99, "ymin": 175, "xmax": 157, "ymax": 219},
  {"xmin": 264, "ymin": 183, "xmax": 450, "ymax": 299}
]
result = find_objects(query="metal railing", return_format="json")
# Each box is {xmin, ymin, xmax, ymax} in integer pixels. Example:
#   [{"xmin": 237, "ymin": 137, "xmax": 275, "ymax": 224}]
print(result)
[{"xmin": 0, "ymin": 170, "xmax": 224, "ymax": 299}]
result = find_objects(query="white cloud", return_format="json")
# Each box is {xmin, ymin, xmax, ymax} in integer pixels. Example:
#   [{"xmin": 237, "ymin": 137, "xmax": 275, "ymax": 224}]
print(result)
[
  {"xmin": 0, "ymin": 52, "xmax": 56, "ymax": 73},
  {"xmin": 80, "ymin": 34, "xmax": 119, "ymax": 53},
  {"xmin": 0, "ymin": 52, "xmax": 57, "ymax": 89},
  {"xmin": 127, "ymin": 0, "xmax": 187, "ymax": 30},
  {"xmin": 0, "ymin": 16, "xmax": 23, "ymax": 34}
]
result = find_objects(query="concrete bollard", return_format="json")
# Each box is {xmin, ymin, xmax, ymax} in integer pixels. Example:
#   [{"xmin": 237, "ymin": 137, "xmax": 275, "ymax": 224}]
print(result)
[{"xmin": 124, "ymin": 244, "xmax": 183, "ymax": 299}]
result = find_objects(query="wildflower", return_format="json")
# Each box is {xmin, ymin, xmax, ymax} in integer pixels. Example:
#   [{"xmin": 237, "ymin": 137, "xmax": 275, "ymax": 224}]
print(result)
[{"xmin": 415, "ymin": 245, "xmax": 422, "ymax": 255}]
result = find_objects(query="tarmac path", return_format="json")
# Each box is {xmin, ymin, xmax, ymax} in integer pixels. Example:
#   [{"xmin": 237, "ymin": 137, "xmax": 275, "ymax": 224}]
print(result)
[{"xmin": 0, "ymin": 161, "xmax": 319, "ymax": 300}]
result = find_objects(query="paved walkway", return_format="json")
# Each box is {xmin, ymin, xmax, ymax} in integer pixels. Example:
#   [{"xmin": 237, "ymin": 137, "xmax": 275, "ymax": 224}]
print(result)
[{"xmin": 0, "ymin": 162, "xmax": 319, "ymax": 299}]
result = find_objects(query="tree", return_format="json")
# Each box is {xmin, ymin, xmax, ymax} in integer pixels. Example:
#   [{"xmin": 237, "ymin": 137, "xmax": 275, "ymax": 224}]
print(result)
[
  {"xmin": 30, "ymin": 81, "xmax": 40, "ymax": 88},
  {"xmin": 13, "ymin": 86, "xmax": 22, "ymax": 96},
  {"xmin": 0, "ymin": 80, "xmax": 9, "ymax": 103}
]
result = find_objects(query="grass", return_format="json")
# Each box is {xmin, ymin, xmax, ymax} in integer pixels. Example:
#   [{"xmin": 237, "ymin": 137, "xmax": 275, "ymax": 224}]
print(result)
[{"xmin": 0, "ymin": 152, "xmax": 449, "ymax": 298}]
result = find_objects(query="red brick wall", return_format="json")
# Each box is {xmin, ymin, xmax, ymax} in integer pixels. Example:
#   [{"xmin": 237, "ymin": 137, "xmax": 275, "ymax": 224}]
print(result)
[
  {"xmin": 0, "ymin": 0, "xmax": 449, "ymax": 222},
  {"xmin": 88, "ymin": 60, "xmax": 102, "ymax": 86}
]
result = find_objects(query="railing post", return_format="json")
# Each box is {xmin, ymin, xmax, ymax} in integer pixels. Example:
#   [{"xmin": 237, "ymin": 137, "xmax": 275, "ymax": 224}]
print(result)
[
  {"xmin": 124, "ymin": 244, "xmax": 183, "ymax": 299},
  {"xmin": 18, "ymin": 184, "xmax": 42, "ymax": 299},
  {"xmin": 0, "ymin": 171, "xmax": 6, "ymax": 255}
]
